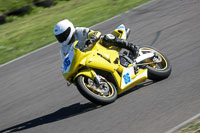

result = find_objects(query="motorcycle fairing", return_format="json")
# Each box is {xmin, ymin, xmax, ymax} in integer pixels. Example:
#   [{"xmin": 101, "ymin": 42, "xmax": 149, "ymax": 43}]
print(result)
[
  {"xmin": 62, "ymin": 43, "xmax": 75, "ymax": 73},
  {"xmin": 112, "ymin": 24, "xmax": 127, "ymax": 40},
  {"xmin": 121, "ymin": 66, "xmax": 135, "ymax": 88},
  {"xmin": 62, "ymin": 25, "xmax": 149, "ymax": 95},
  {"xmin": 118, "ymin": 67, "xmax": 148, "ymax": 94}
]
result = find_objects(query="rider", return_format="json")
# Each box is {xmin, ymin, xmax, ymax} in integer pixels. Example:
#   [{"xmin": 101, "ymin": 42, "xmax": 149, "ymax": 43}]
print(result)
[{"xmin": 53, "ymin": 19, "xmax": 139, "ymax": 61}]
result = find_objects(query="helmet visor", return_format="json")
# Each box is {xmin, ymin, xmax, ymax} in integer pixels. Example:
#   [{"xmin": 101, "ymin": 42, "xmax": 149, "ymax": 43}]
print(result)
[
  {"xmin": 55, "ymin": 27, "xmax": 71, "ymax": 43},
  {"xmin": 69, "ymin": 33, "xmax": 75, "ymax": 44}
]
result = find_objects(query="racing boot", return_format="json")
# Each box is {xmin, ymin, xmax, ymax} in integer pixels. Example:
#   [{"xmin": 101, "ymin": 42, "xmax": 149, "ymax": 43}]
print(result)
[
  {"xmin": 126, "ymin": 42, "xmax": 139, "ymax": 59},
  {"xmin": 114, "ymin": 37, "xmax": 139, "ymax": 59}
]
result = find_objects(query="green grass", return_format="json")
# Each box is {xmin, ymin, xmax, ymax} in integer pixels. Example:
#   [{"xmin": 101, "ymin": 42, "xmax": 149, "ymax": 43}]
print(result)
[
  {"xmin": 0, "ymin": 0, "xmax": 32, "ymax": 15},
  {"xmin": 177, "ymin": 120, "xmax": 200, "ymax": 133},
  {"xmin": 0, "ymin": 0, "xmax": 150, "ymax": 65}
]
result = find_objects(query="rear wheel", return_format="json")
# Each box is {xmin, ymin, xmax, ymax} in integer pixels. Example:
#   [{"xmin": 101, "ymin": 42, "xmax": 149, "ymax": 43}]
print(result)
[
  {"xmin": 139, "ymin": 45, "xmax": 172, "ymax": 81},
  {"xmin": 75, "ymin": 75, "xmax": 117, "ymax": 105}
]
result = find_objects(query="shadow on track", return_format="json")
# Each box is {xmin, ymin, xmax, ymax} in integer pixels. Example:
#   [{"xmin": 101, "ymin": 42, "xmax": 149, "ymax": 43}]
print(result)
[
  {"xmin": 0, "ymin": 81, "xmax": 155, "ymax": 133},
  {"xmin": 0, "ymin": 102, "xmax": 99, "ymax": 133}
]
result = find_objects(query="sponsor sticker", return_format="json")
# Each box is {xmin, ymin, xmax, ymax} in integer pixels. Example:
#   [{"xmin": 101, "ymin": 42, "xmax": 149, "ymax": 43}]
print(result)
[
  {"xmin": 123, "ymin": 73, "xmax": 131, "ymax": 84},
  {"xmin": 63, "ymin": 57, "xmax": 71, "ymax": 71}
]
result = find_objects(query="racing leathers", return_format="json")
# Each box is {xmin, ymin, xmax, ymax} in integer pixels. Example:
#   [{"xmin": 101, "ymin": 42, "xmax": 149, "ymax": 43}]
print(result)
[
  {"xmin": 60, "ymin": 27, "xmax": 90, "ymax": 61},
  {"xmin": 60, "ymin": 27, "xmax": 139, "ymax": 61},
  {"xmin": 101, "ymin": 34, "xmax": 139, "ymax": 58}
]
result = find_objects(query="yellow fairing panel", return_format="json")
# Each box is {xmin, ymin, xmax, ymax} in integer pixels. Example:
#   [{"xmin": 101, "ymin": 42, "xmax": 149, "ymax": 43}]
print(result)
[
  {"xmin": 63, "ymin": 41, "xmax": 121, "ymax": 83},
  {"xmin": 85, "ymin": 42, "xmax": 120, "ymax": 72},
  {"xmin": 118, "ymin": 69, "xmax": 148, "ymax": 95},
  {"xmin": 73, "ymin": 68, "xmax": 96, "ymax": 81},
  {"xmin": 62, "ymin": 41, "xmax": 85, "ymax": 81},
  {"xmin": 111, "ymin": 24, "xmax": 127, "ymax": 40}
]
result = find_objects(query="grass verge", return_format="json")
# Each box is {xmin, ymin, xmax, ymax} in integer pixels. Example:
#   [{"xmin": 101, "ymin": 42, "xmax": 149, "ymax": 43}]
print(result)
[
  {"xmin": 177, "ymin": 120, "xmax": 200, "ymax": 133},
  {"xmin": 0, "ymin": 0, "xmax": 150, "ymax": 65},
  {"xmin": 0, "ymin": 0, "xmax": 32, "ymax": 15}
]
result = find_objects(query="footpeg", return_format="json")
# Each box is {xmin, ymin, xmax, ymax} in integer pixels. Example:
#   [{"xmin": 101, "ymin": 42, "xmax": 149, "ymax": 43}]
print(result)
[{"xmin": 133, "ymin": 62, "xmax": 138, "ymax": 74}]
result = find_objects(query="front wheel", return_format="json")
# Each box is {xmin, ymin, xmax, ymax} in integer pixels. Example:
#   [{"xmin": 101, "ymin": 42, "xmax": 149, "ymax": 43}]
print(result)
[
  {"xmin": 75, "ymin": 75, "xmax": 117, "ymax": 105},
  {"xmin": 139, "ymin": 45, "xmax": 172, "ymax": 81}
]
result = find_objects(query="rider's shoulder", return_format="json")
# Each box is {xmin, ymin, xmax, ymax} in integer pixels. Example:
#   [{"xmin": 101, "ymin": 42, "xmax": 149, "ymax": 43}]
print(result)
[
  {"xmin": 76, "ymin": 27, "xmax": 90, "ymax": 31},
  {"xmin": 75, "ymin": 27, "xmax": 90, "ymax": 36}
]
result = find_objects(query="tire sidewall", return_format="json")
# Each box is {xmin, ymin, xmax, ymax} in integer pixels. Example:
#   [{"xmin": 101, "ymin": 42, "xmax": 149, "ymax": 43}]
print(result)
[
  {"xmin": 76, "ymin": 75, "xmax": 117, "ymax": 105},
  {"xmin": 139, "ymin": 45, "xmax": 172, "ymax": 81}
]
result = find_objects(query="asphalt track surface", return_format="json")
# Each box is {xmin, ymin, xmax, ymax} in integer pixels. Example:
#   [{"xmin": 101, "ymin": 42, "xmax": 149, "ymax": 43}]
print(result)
[{"xmin": 0, "ymin": 0, "xmax": 200, "ymax": 133}]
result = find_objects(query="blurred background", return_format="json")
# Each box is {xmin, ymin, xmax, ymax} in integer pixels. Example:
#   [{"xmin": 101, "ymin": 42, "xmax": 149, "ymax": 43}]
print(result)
[{"xmin": 0, "ymin": 0, "xmax": 149, "ymax": 65}]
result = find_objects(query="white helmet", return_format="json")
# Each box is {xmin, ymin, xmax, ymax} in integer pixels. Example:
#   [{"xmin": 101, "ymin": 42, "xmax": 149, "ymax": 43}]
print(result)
[{"xmin": 54, "ymin": 19, "xmax": 75, "ymax": 45}]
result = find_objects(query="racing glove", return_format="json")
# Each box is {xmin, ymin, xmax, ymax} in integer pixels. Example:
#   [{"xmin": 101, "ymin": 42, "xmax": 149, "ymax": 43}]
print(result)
[{"xmin": 85, "ymin": 31, "xmax": 101, "ymax": 46}]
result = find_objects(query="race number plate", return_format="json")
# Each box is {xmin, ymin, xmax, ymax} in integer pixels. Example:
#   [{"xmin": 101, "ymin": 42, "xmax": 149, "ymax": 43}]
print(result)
[{"xmin": 62, "ymin": 45, "xmax": 74, "ymax": 73}]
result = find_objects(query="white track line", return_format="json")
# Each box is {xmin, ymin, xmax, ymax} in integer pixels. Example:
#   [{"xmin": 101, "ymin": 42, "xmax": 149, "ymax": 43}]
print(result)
[
  {"xmin": 0, "ymin": 0, "xmax": 157, "ymax": 68},
  {"xmin": 165, "ymin": 113, "xmax": 200, "ymax": 133},
  {"xmin": 0, "ymin": 41, "xmax": 58, "ymax": 68}
]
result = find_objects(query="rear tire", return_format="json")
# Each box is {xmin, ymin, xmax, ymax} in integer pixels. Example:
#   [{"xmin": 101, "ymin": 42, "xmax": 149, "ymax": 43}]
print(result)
[
  {"xmin": 75, "ymin": 75, "xmax": 117, "ymax": 105},
  {"xmin": 139, "ymin": 45, "xmax": 172, "ymax": 81}
]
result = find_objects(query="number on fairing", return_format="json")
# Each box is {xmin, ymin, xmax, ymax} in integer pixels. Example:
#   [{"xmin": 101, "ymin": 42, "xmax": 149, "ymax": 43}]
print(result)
[
  {"xmin": 64, "ymin": 57, "xmax": 71, "ymax": 71},
  {"xmin": 123, "ymin": 73, "xmax": 131, "ymax": 84}
]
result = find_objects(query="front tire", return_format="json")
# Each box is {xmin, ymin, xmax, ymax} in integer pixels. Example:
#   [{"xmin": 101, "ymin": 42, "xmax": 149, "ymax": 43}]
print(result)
[
  {"xmin": 139, "ymin": 45, "xmax": 172, "ymax": 81},
  {"xmin": 75, "ymin": 75, "xmax": 117, "ymax": 105}
]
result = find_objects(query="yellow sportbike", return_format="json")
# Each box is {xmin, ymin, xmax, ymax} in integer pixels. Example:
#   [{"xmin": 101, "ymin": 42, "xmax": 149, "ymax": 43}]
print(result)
[{"xmin": 62, "ymin": 25, "xmax": 171, "ymax": 105}]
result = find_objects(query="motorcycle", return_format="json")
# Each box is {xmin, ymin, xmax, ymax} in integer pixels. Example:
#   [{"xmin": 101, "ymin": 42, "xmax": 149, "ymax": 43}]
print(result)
[{"xmin": 62, "ymin": 24, "xmax": 172, "ymax": 105}]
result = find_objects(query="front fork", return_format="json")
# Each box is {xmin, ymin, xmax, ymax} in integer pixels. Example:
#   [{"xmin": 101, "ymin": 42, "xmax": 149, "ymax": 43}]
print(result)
[
  {"xmin": 74, "ymin": 68, "xmax": 101, "ymax": 86},
  {"xmin": 92, "ymin": 71, "xmax": 101, "ymax": 87}
]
